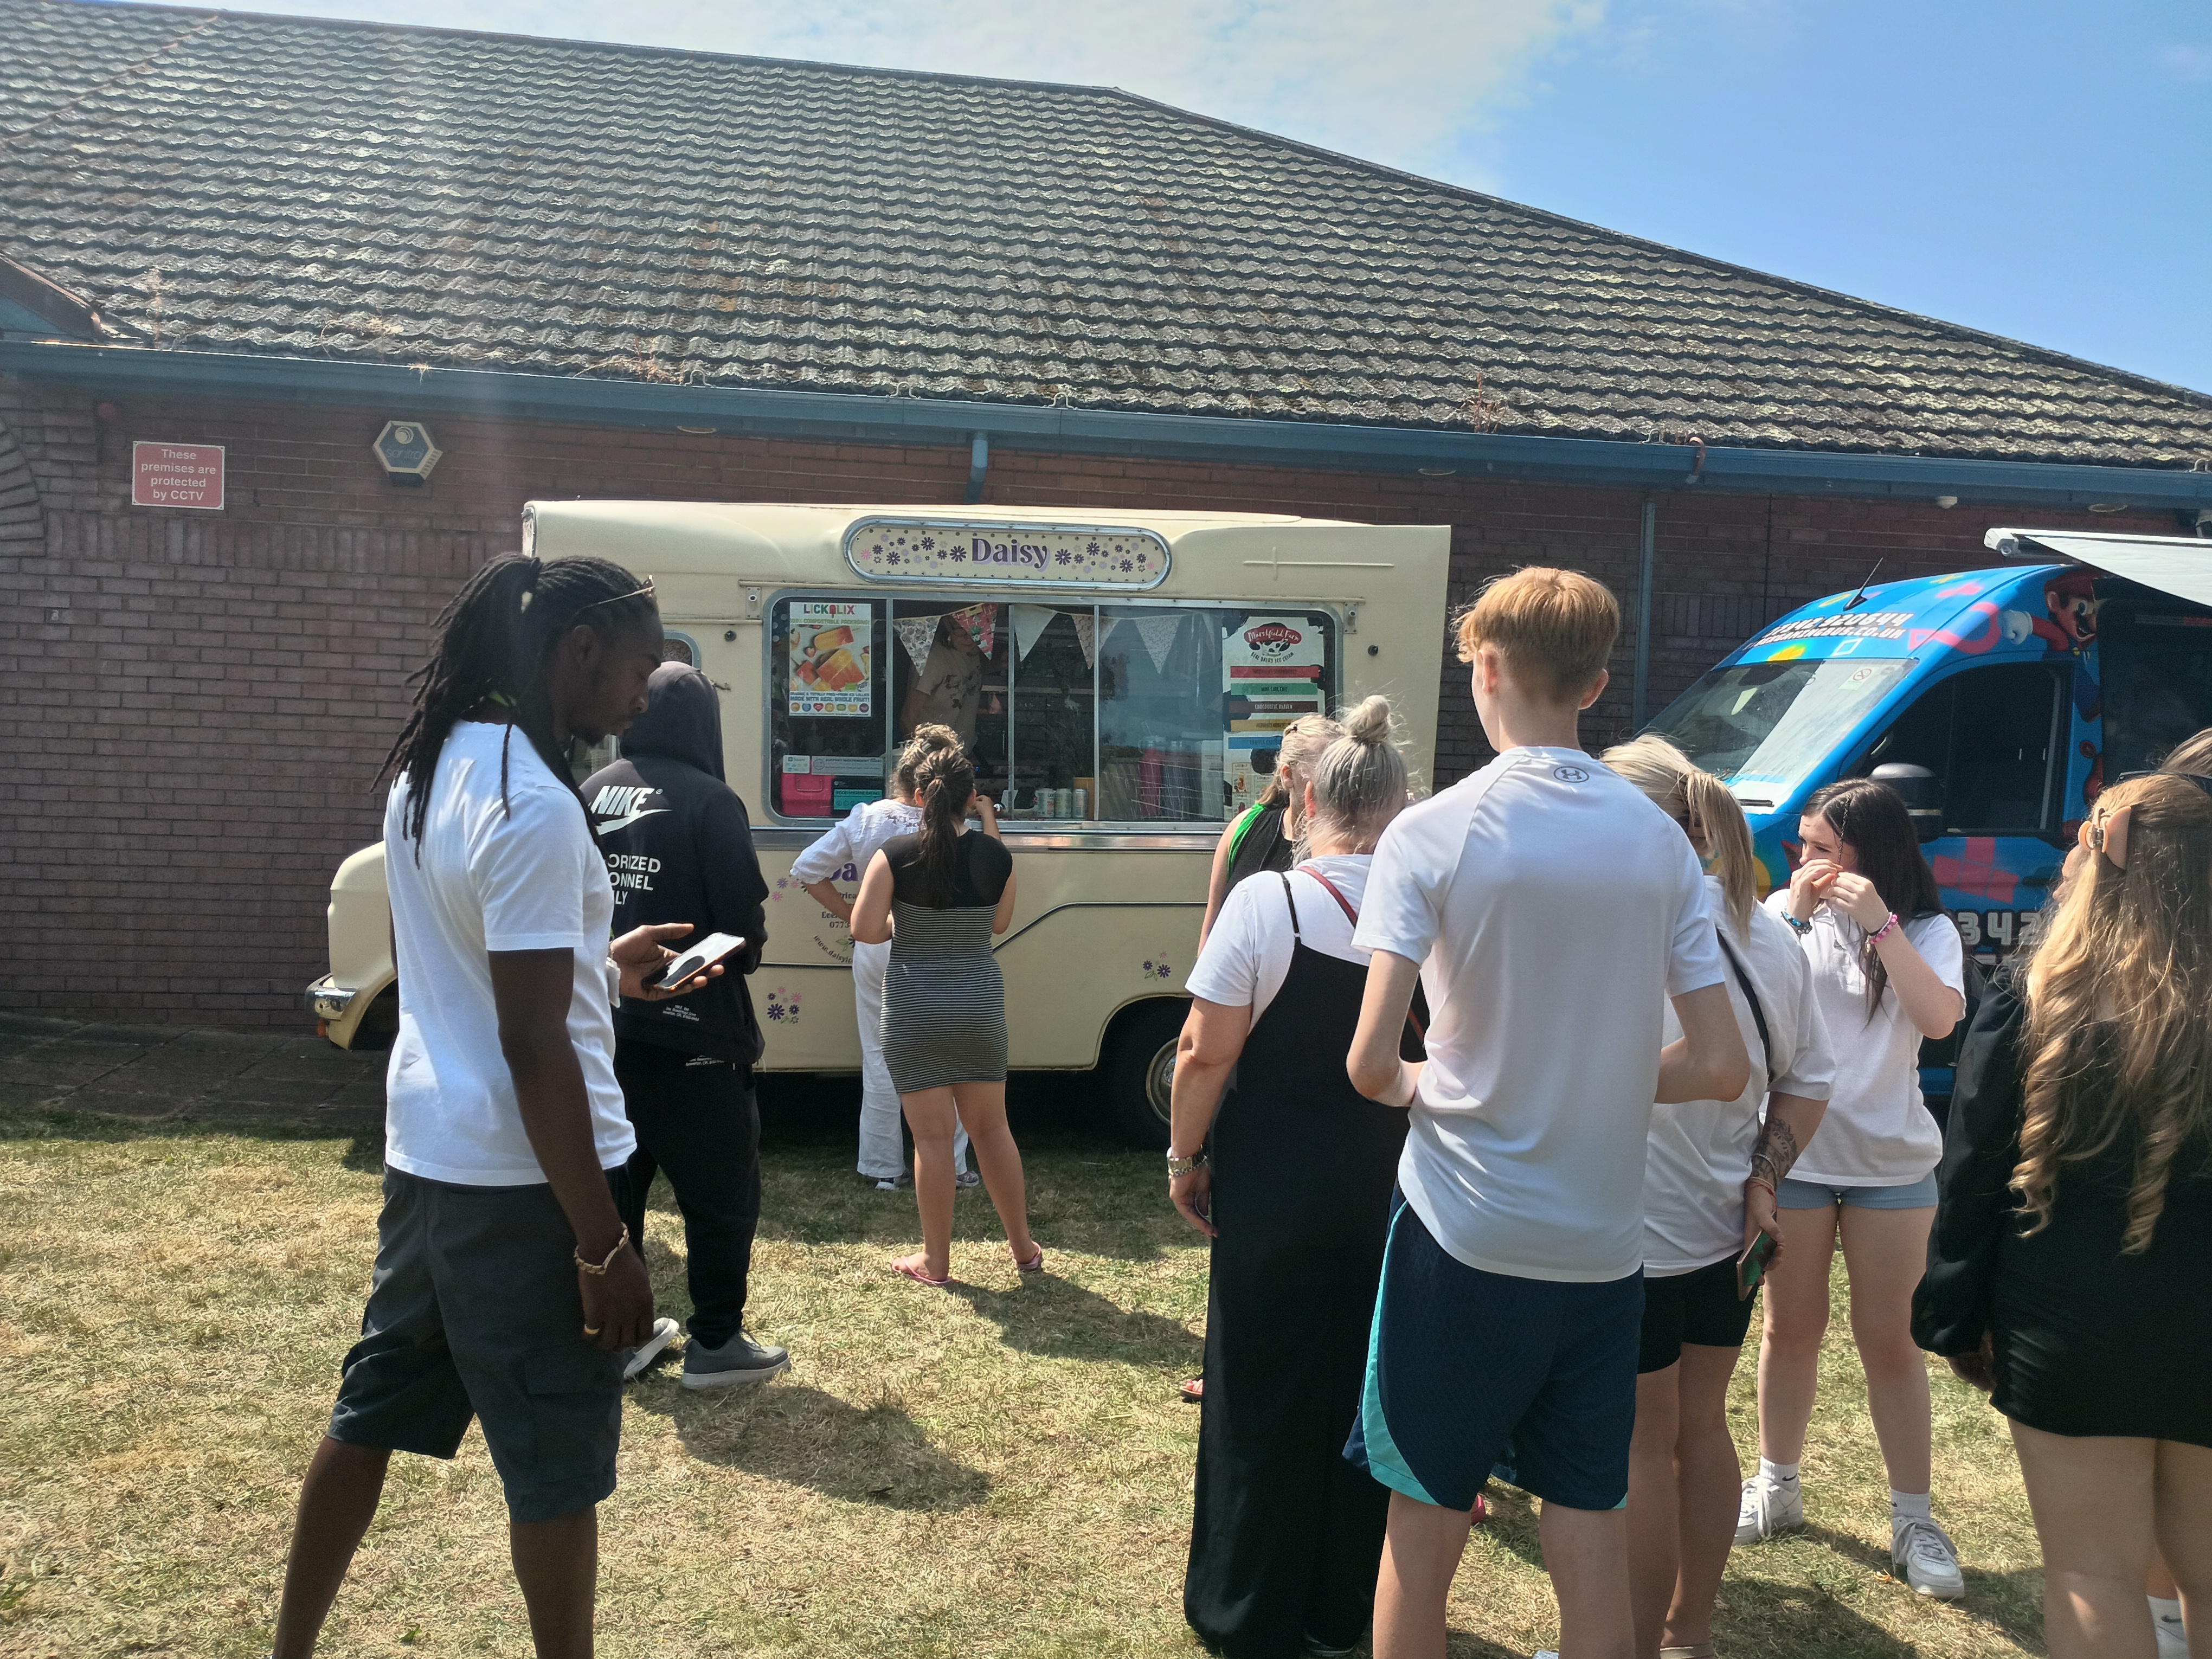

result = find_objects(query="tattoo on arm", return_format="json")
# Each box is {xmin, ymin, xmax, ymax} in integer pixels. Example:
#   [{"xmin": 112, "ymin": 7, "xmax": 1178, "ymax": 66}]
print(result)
[{"xmin": 1751, "ymin": 1117, "xmax": 1801, "ymax": 1188}]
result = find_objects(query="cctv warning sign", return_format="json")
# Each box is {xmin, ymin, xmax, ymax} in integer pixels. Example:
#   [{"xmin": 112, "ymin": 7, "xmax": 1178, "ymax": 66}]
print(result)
[{"xmin": 132, "ymin": 442, "xmax": 225, "ymax": 510}]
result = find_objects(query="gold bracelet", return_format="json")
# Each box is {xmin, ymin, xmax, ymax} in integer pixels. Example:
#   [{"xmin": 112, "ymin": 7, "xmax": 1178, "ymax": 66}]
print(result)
[{"xmin": 574, "ymin": 1224, "xmax": 629, "ymax": 1276}]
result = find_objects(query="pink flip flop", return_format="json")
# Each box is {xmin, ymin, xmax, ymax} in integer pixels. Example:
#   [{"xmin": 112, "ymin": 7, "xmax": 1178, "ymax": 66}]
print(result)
[
  {"xmin": 1015, "ymin": 1246, "xmax": 1045, "ymax": 1279},
  {"xmin": 890, "ymin": 1255, "xmax": 951, "ymax": 1288}
]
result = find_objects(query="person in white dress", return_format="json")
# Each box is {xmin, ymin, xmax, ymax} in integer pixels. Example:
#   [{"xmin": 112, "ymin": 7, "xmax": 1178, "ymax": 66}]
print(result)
[{"xmin": 794, "ymin": 724, "xmax": 974, "ymax": 1189}]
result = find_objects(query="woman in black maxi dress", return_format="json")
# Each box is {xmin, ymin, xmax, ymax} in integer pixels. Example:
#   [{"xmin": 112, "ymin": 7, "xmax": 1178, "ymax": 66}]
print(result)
[{"xmin": 1167, "ymin": 697, "xmax": 1417, "ymax": 1658}]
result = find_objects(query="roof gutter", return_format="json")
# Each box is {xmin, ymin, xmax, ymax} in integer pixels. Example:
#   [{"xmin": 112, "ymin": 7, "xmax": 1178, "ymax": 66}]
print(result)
[{"xmin": 7, "ymin": 339, "xmax": 2211, "ymax": 511}]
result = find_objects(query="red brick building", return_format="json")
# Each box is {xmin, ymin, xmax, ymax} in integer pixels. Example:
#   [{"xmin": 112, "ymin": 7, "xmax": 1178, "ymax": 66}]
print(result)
[{"xmin": 4, "ymin": 0, "xmax": 2209, "ymax": 1027}]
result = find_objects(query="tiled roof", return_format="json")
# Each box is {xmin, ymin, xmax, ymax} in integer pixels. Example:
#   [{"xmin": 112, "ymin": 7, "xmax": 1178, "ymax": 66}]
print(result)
[{"xmin": 3, "ymin": 0, "xmax": 2208, "ymax": 467}]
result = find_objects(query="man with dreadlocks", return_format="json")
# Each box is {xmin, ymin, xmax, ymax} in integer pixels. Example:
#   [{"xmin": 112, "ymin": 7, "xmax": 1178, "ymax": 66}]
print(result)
[{"xmin": 271, "ymin": 554, "xmax": 719, "ymax": 1659}]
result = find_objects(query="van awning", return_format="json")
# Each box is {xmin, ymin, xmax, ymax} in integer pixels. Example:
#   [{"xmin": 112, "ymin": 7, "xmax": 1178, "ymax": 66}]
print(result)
[{"xmin": 1987, "ymin": 526, "xmax": 2212, "ymax": 609}]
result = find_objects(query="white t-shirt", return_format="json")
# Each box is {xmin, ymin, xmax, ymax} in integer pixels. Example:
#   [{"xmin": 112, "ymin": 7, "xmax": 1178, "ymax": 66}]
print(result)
[
  {"xmin": 1354, "ymin": 747, "xmax": 1726, "ymax": 1283},
  {"xmin": 1184, "ymin": 854, "xmax": 1372, "ymax": 1018},
  {"xmin": 788, "ymin": 796, "xmax": 923, "ymax": 886},
  {"xmin": 382, "ymin": 721, "xmax": 634, "ymax": 1186},
  {"xmin": 1769, "ymin": 893, "xmax": 1964, "ymax": 1187},
  {"xmin": 1643, "ymin": 877, "xmax": 1837, "ymax": 1275}
]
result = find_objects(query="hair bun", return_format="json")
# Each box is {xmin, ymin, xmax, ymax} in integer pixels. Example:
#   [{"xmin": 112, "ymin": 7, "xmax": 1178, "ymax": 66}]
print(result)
[{"xmin": 1340, "ymin": 695, "xmax": 1393, "ymax": 746}]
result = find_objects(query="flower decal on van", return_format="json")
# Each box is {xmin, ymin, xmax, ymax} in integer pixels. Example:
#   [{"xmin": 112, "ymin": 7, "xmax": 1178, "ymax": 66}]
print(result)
[
  {"xmin": 1141, "ymin": 951, "xmax": 1174, "ymax": 981},
  {"xmin": 764, "ymin": 987, "xmax": 802, "ymax": 1025}
]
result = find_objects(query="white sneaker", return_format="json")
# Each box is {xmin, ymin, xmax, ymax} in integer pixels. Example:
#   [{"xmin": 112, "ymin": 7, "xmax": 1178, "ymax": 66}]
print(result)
[
  {"xmin": 1892, "ymin": 1515, "xmax": 1965, "ymax": 1600},
  {"xmin": 620, "ymin": 1316, "xmax": 680, "ymax": 1382},
  {"xmin": 2153, "ymin": 1602, "xmax": 2188, "ymax": 1659},
  {"xmin": 1735, "ymin": 1472, "xmax": 1804, "ymax": 1544}
]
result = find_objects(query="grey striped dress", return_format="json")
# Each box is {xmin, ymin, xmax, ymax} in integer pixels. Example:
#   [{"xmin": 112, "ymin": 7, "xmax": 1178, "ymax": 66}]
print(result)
[{"xmin": 878, "ymin": 830, "xmax": 1012, "ymax": 1093}]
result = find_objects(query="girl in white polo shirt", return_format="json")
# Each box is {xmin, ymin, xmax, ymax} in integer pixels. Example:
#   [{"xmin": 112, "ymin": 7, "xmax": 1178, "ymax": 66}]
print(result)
[
  {"xmin": 1738, "ymin": 776, "xmax": 1967, "ymax": 1602},
  {"xmin": 794, "ymin": 724, "xmax": 974, "ymax": 1190}
]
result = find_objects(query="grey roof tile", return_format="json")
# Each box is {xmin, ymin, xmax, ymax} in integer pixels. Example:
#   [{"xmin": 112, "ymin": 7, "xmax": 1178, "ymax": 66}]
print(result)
[{"xmin": 2, "ymin": 0, "xmax": 2208, "ymax": 466}]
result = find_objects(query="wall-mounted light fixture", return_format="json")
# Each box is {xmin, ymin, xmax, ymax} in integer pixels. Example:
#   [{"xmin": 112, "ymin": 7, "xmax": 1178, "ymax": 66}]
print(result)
[
  {"xmin": 372, "ymin": 420, "xmax": 443, "ymax": 486},
  {"xmin": 1934, "ymin": 496, "xmax": 1958, "ymax": 509}
]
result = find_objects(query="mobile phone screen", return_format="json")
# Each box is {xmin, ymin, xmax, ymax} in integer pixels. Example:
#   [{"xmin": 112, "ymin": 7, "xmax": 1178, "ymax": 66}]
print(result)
[{"xmin": 649, "ymin": 931, "xmax": 747, "ymax": 990}]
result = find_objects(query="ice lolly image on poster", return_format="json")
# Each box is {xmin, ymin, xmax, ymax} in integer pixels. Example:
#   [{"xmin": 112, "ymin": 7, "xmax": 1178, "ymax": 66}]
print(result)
[
  {"xmin": 788, "ymin": 600, "xmax": 874, "ymax": 717},
  {"xmin": 1223, "ymin": 615, "xmax": 1326, "ymax": 812}
]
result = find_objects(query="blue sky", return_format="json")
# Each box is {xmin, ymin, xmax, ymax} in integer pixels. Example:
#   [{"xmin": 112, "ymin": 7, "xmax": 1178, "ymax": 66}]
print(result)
[{"xmin": 212, "ymin": 0, "xmax": 2212, "ymax": 394}]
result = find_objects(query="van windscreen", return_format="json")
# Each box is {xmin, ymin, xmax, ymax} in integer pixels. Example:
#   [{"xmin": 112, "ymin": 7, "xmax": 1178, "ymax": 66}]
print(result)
[{"xmin": 1647, "ymin": 658, "xmax": 1913, "ymax": 798}]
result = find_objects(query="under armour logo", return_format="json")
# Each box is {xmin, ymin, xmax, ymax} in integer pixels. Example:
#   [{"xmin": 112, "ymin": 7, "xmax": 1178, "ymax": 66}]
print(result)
[{"xmin": 1553, "ymin": 766, "xmax": 1590, "ymax": 784}]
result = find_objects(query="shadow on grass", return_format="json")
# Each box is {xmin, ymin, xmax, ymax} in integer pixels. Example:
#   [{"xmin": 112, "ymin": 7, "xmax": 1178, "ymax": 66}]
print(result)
[
  {"xmin": 946, "ymin": 1271, "xmax": 1200, "ymax": 1367},
  {"xmin": 1793, "ymin": 1524, "xmax": 2046, "ymax": 1652},
  {"xmin": 631, "ymin": 1378, "xmax": 992, "ymax": 1512}
]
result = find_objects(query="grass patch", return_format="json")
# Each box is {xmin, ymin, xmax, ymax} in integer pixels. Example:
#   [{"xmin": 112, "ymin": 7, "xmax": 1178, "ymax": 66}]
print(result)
[{"xmin": 0, "ymin": 1113, "xmax": 2043, "ymax": 1656}]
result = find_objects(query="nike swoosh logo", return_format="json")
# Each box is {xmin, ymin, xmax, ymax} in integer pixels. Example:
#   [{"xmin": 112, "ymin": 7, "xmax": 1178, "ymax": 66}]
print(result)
[{"xmin": 595, "ymin": 806, "xmax": 669, "ymax": 835}]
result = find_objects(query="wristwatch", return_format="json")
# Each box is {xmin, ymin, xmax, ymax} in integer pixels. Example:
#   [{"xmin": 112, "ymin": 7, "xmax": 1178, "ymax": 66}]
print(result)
[{"xmin": 1167, "ymin": 1149, "xmax": 1208, "ymax": 1178}]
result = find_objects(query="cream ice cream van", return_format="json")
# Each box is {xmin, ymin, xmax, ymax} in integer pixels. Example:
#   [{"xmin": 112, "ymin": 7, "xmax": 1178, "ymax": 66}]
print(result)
[{"xmin": 310, "ymin": 502, "xmax": 1451, "ymax": 1142}]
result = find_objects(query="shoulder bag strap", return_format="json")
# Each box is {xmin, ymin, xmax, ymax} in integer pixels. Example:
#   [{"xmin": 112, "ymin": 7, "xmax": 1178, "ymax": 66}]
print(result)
[
  {"xmin": 1714, "ymin": 929, "xmax": 1772, "ymax": 1092},
  {"xmin": 1295, "ymin": 861, "xmax": 1362, "ymax": 928},
  {"xmin": 1275, "ymin": 870, "xmax": 1301, "ymax": 938}
]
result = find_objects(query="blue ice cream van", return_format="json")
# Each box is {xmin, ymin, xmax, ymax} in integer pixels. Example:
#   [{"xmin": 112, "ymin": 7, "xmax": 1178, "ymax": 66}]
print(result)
[{"xmin": 1643, "ymin": 526, "xmax": 2212, "ymax": 1098}]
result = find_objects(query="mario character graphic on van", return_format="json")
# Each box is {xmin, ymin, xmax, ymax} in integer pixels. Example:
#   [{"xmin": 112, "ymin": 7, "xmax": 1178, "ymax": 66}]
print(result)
[{"xmin": 2002, "ymin": 568, "xmax": 2102, "ymax": 720}]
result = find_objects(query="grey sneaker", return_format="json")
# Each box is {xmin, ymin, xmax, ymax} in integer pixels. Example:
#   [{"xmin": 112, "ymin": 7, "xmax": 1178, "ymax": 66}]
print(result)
[
  {"xmin": 681, "ymin": 1330, "xmax": 790, "ymax": 1391},
  {"xmin": 955, "ymin": 1167, "xmax": 981, "ymax": 1188},
  {"xmin": 621, "ymin": 1316, "xmax": 680, "ymax": 1382},
  {"xmin": 872, "ymin": 1172, "xmax": 913, "ymax": 1192},
  {"xmin": 1893, "ymin": 1515, "xmax": 1965, "ymax": 1599}
]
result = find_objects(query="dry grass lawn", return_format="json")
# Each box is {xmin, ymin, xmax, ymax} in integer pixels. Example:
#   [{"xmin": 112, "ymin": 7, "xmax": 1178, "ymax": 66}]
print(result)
[{"xmin": 0, "ymin": 1110, "xmax": 2047, "ymax": 1657}]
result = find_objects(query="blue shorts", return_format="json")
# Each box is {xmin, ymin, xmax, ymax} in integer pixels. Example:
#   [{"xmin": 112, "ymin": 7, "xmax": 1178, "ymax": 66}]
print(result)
[
  {"xmin": 1776, "ymin": 1173, "xmax": 1938, "ymax": 1210},
  {"xmin": 1345, "ymin": 1191, "xmax": 1643, "ymax": 1514}
]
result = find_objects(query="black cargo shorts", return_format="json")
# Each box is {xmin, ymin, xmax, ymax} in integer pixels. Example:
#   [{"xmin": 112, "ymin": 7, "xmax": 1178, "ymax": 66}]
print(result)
[{"xmin": 327, "ymin": 1167, "xmax": 627, "ymax": 1525}]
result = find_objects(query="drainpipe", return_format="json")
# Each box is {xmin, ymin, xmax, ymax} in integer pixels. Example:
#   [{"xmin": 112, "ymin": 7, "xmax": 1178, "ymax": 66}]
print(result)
[
  {"xmin": 964, "ymin": 432, "xmax": 989, "ymax": 504},
  {"xmin": 1632, "ymin": 498, "xmax": 1656, "ymax": 730}
]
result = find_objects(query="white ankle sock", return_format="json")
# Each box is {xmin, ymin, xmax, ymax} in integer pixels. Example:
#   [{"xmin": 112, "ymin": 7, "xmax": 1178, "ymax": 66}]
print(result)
[
  {"xmin": 1891, "ymin": 1489, "xmax": 1932, "ymax": 1522},
  {"xmin": 1758, "ymin": 1457, "xmax": 1799, "ymax": 1484},
  {"xmin": 2150, "ymin": 1594, "xmax": 2183, "ymax": 1624}
]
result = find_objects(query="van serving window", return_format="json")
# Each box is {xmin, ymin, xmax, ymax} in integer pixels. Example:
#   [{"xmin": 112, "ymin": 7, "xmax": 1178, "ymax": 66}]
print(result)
[{"xmin": 767, "ymin": 595, "xmax": 1337, "ymax": 823}]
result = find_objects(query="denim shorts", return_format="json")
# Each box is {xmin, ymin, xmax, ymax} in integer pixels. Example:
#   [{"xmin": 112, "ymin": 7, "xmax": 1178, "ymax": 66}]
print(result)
[{"xmin": 1776, "ymin": 1172, "xmax": 1938, "ymax": 1210}]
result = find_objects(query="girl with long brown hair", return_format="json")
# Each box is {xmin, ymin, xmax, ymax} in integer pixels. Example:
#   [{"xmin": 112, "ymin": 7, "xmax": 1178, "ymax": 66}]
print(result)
[
  {"xmin": 850, "ymin": 740, "xmax": 1038, "ymax": 1286},
  {"xmin": 1916, "ymin": 771, "xmax": 2212, "ymax": 1656},
  {"xmin": 1737, "ymin": 777, "xmax": 1967, "ymax": 1600}
]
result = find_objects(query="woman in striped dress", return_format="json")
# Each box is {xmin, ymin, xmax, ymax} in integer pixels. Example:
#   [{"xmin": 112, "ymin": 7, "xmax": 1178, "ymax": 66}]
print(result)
[{"xmin": 851, "ymin": 743, "xmax": 1039, "ymax": 1286}]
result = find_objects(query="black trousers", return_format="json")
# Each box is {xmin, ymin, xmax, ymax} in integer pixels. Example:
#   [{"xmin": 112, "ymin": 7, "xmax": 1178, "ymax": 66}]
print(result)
[{"xmin": 613, "ymin": 1042, "xmax": 761, "ymax": 1349}]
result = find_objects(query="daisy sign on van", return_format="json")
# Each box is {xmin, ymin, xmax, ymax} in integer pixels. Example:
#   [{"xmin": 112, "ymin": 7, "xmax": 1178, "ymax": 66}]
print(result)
[{"xmin": 843, "ymin": 518, "xmax": 1171, "ymax": 590}]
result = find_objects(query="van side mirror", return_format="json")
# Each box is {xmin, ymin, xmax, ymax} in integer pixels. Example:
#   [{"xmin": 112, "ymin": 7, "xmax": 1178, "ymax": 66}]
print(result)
[{"xmin": 1872, "ymin": 762, "xmax": 1944, "ymax": 843}]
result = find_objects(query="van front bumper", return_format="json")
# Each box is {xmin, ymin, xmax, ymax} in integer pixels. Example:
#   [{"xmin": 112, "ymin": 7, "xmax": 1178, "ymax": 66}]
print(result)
[{"xmin": 307, "ymin": 976, "xmax": 359, "ymax": 1022}]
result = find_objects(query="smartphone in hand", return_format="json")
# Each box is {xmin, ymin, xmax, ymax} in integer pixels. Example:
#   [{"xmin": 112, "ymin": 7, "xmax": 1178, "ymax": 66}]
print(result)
[
  {"xmin": 650, "ymin": 932, "xmax": 748, "ymax": 992},
  {"xmin": 1737, "ymin": 1231, "xmax": 1777, "ymax": 1301}
]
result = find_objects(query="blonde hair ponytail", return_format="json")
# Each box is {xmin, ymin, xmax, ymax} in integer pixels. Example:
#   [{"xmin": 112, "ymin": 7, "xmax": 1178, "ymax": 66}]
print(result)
[{"xmin": 1600, "ymin": 734, "xmax": 1756, "ymax": 936}]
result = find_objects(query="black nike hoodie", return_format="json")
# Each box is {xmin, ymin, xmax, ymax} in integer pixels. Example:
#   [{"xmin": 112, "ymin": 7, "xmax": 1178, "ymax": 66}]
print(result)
[{"xmin": 583, "ymin": 663, "xmax": 770, "ymax": 1066}]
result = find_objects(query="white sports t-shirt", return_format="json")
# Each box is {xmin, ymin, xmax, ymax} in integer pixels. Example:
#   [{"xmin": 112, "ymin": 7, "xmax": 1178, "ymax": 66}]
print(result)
[
  {"xmin": 382, "ymin": 721, "xmax": 634, "ymax": 1186},
  {"xmin": 788, "ymin": 797, "xmax": 924, "ymax": 885},
  {"xmin": 1770, "ymin": 893, "xmax": 1964, "ymax": 1188},
  {"xmin": 1643, "ymin": 877, "xmax": 1836, "ymax": 1276},
  {"xmin": 1353, "ymin": 747, "xmax": 1726, "ymax": 1283},
  {"xmin": 1184, "ymin": 854, "xmax": 1372, "ymax": 1019}
]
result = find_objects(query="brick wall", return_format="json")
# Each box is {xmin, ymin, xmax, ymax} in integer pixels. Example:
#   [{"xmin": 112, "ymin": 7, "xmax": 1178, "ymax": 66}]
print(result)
[{"xmin": 0, "ymin": 374, "xmax": 2182, "ymax": 1026}]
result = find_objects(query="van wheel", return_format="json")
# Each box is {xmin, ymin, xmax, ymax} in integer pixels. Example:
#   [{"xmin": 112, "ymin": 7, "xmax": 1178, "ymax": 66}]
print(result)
[{"xmin": 1107, "ymin": 998, "xmax": 1188, "ymax": 1149}]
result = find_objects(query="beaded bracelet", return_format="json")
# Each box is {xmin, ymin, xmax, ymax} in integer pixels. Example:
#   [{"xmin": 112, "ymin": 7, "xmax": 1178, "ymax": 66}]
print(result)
[
  {"xmin": 1783, "ymin": 911, "xmax": 1814, "ymax": 936},
  {"xmin": 1869, "ymin": 911, "xmax": 1902, "ymax": 944},
  {"xmin": 574, "ymin": 1224, "xmax": 630, "ymax": 1276}
]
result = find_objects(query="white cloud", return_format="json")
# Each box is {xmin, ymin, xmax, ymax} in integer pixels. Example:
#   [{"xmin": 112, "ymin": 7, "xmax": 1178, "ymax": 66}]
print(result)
[{"xmin": 245, "ymin": 0, "xmax": 1611, "ymax": 187}]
